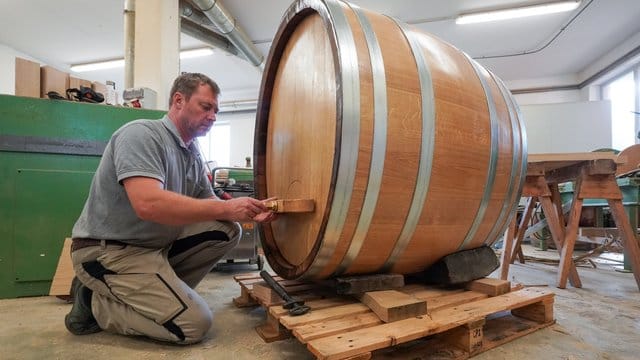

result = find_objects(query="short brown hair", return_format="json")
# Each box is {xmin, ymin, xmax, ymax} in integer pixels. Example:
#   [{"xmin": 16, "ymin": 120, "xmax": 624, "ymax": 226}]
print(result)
[{"xmin": 169, "ymin": 72, "xmax": 220, "ymax": 106}]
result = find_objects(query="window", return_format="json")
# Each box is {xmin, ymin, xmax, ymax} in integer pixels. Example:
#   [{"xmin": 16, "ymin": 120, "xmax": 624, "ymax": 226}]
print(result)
[
  {"xmin": 198, "ymin": 122, "xmax": 230, "ymax": 168},
  {"xmin": 602, "ymin": 70, "xmax": 639, "ymax": 150}
]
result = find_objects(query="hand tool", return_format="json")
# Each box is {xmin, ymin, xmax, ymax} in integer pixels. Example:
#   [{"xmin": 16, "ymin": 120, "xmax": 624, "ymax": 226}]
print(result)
[{"xmin": 259, "ymin": 270, "xmax": 310, "ymax": 316}]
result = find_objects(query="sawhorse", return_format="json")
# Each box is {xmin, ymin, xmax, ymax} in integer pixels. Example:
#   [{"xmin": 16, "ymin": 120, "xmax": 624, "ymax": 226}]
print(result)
[{"xmin": 500, "ymin": 153, "xmax": 640, "ymax": 291}]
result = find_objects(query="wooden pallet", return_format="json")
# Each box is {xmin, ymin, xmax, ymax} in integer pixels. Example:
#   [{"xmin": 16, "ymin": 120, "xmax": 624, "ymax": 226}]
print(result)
[{"xmin": 233, "ymin": 273, "xmax": 555, "ymax": 360}]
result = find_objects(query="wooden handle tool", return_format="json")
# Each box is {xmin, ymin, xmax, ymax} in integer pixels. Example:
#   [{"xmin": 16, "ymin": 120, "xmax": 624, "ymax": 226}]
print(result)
[{"xmin": 264, "ymin": 199, "xmax": 315, "ymax": 213}]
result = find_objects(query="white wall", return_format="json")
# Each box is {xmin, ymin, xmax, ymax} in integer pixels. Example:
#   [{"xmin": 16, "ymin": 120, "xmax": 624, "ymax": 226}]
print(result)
[
  {"xmin": 225, "ymin": 111, "xmax": 257, "ymax": 167},
  {"xmin": 0, "ymin": 44, "xmax": 17, "ymax": 95},
  {"xmin": 0, "ymin": 43, "xmax": 50, "ymax": 96},
  {"xmin": 520, "ymin": 100, "xmax": 612, "ymax": 154}
]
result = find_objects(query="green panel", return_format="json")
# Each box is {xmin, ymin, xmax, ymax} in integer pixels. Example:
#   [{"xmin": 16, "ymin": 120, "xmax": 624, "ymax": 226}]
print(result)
[
  {"xmin": 14, "ymin": 169, "xmax": 95, "ymax": 282},
  {"xmin": 0, "ymin": 95, "xmax": 166, "ymax": 298}
]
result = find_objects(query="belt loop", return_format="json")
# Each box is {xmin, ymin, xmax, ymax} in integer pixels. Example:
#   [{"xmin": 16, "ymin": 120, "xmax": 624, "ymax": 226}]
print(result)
[{"xmin": 100, "ymin": 239, "xmax": 106, "ymax": 249}]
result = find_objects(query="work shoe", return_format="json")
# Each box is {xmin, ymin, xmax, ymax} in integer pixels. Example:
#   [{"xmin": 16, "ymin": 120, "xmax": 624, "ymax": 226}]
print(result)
[{"xmin": 64, "ymin": 277, "xmax": 101, "ymax": 335}]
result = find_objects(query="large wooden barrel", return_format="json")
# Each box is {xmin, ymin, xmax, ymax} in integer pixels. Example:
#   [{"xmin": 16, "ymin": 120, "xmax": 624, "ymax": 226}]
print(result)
[{"xmin": 254, "ymin": 0, "xmax": 527, "ymax": 280}]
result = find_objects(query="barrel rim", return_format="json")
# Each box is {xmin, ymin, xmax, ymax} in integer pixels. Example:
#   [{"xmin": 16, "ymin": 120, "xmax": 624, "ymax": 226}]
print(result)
[{"xmin": 254, "ymin": 0, "xmax": 342, "ymax": 279}]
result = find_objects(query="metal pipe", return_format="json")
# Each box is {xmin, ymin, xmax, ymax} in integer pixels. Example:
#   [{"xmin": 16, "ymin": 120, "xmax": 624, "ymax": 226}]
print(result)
[
  {"xmin": 179, "ymin": 1, "xmax": 215, "ymax": 28},
  {"xmin": 190, "ymin": 0, "xmax": 264, "ymax": 70},
  {"xmin": 511, "ymin": 44, "xmax": 640, "ymax": 94},
  {"xmin": 180, "ymin": 18, "xmax": 240, "ymax": 57},
  {"xmin": 123, "ymin": 0, "xmax": 135, "ymax": 89}
]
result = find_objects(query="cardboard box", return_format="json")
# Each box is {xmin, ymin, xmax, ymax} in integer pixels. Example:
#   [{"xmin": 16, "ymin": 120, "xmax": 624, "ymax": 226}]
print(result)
[
  {"xmin": 15, "ymin": 57, "xmax": 41, "ymax": 98},
  {"xmin": 69, "ymin": 76, "xmax": 92, "ymax": 90},
  {"xmin": 40, "ymin": 66, "xmax": 69, "ymax": 98}
]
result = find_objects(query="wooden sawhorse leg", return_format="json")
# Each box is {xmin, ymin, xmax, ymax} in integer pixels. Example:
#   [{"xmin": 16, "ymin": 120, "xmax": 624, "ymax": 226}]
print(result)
[
  {"xmin": 557, "ymin": 170, "xmax": 640, "ymax": 290},
  {"xmin": 510, "ymin": 197, "xmax": 536, "ymax": 264},
  {"xmin": 500, "ymin": 216, "xmax": 517, "ymax": 280}
]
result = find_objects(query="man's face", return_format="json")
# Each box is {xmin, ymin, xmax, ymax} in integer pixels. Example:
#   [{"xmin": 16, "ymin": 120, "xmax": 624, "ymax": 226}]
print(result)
[{"xmin": 178, "ymin": 84, "xmax": 219, "ymax": 140}]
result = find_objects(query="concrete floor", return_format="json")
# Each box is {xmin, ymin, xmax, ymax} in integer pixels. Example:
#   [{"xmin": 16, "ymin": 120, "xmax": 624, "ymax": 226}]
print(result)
[{"xmin": 1, "ymin": 252, "xmax": 639, "ymax": 360}]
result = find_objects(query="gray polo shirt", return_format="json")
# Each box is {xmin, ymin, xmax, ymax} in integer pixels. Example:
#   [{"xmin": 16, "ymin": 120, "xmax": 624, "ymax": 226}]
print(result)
[{"xmin": 72, "ymin": 115, "xmax": 215, "ymax": 248}]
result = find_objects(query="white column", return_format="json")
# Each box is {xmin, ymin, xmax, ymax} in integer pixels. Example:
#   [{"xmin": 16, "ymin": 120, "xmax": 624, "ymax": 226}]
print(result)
[{"xmin": 134, "ymin": 0, "xmax": 180, "ymax": 110}]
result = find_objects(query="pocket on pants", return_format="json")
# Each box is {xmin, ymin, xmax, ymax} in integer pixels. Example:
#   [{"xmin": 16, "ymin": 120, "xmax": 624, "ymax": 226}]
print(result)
[{"xmin": 104, "ymin": 273, "xmax": 186, "ymax": 324}]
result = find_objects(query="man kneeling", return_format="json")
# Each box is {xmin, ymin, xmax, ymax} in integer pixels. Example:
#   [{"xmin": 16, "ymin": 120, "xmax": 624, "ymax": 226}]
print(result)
[{"xmin": 65, "ymin": 73, "xmax": 275, "ymax": 344}]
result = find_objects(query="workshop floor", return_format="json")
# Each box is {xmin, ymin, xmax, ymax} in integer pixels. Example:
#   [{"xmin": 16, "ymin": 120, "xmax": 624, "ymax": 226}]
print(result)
[{"xmin": 1, "ymin": 250, "xmax": 639, "ymax": 360}]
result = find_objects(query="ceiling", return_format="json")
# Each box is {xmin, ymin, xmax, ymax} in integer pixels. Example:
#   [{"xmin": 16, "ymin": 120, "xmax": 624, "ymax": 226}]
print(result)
[{"xmin": 1, "ymin": 0, "xmax": 639, "ymax": 102}]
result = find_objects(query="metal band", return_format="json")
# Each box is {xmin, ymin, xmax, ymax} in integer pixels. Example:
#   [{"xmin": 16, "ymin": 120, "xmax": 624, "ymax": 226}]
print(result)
[
  {"xmin": 0, "ymin": 135, "xmax": 106, "ymax": 156},
  {"xmin": 380, "ymin": 19, "xmax": 436, "ymax": 272},
  {"xmin": 492, "ymin": 75, "xmax": 529, "ymax": 239},
  {"xmin": 305, "ymin": 0, "xmax": 361, "ymax": 277},
  {"xmin": 333, "ymin": 4, "xmax": 388, "ymax": 275},
  {"xmin": 457, "ymin": 54, "xmax": 500, "ymax": 250},
  {"xmin": 483, "ymin": 71, "xmax": 522, "ymax": 245}
]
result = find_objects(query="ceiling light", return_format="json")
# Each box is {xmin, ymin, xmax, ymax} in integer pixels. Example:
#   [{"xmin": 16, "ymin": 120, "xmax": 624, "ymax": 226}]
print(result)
[
  {"xmin": 70, "ymin": 47, "xmax": 214, "ymax": 72},
  {"xmin": 456, "ymin": 1, "xmax": 581, "ymax": 25},
  {"xmin": 179, "ymin": 48, "xmax": 214, "ymax": 59},
  {"xmin": 70, "ymin": 59, "xmax": 125, "ymax": 72}
]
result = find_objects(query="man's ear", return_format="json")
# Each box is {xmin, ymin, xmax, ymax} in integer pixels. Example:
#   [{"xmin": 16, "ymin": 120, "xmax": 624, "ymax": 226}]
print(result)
[{"xmin": 173, "ymin": 92, "xmax": 184, "ymax": 108}]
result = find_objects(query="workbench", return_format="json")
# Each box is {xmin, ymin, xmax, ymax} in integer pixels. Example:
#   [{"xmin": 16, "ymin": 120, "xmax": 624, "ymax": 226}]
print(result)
[{"xmin": 500, "ymin": 153, "xmax": 640, "ymax": 291}]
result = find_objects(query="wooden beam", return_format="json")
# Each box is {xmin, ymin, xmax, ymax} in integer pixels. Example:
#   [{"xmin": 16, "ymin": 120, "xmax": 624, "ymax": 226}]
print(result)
[
  {"xmin": 358, "ymin": 290, "xmax": 427, "ymax": 323},
  {"xmin": 465, "ymin": 278, "xmax": 511, "ymax": 297}
]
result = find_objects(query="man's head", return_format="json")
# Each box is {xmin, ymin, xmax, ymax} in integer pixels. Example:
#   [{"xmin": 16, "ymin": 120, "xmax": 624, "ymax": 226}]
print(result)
[
  {"xmin": 168, "ymin": 73, "xmax": 220, "ymax": 143},
  {"xmin": 169, "ymin": 72, "xmax": 220, "ymax": 107}
]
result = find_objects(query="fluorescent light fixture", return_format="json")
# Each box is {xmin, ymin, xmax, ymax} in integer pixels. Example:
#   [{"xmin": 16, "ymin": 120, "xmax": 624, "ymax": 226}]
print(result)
[
  {"xmin": 70, "ymin": 47, "xmax": 214, "ymax": 72},
  {"xmin": 70, "ymin": 59, "xmax": 125, "ymax": 72},
  {"xmin": 456, "ymin": 1, "xmax": 580, "ymax": 25},
  {"xmin": 179, "ymin": 47, "xmax": 214, "ymax": 59}
]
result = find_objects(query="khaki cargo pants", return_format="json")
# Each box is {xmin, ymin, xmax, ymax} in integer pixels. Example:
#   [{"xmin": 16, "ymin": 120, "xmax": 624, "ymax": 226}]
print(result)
[{"xmin": 71, "ymin": 221, "xmax": 241, "ymax": 344}]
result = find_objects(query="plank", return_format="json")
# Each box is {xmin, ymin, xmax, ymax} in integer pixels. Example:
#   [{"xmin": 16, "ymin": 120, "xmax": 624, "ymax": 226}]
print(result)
[
  {"xmin": 358, "ymin": 290, "xmax": 426, "ymax": 323},
  {"xmin": 294, "ymin": 312, "xmax": 381, "ymax": 343},
  {"xmin": 49, "ymin": 238, "xmax": 73, "ymax": 296},
  {"xmin": 269, "ymin": 298, "xmax": 353, "ymax": 318},
  {"xmin": 307, "ymin": 288, "xmax": 554, "ymax": 360},
  {"xmin": 426, "ymin": 291, "xmax": 488, "ymax": 312},
  {"xmin": 528, "ymin": 152, "xmax": 619, "ymax": 163},
  {"xmin": 280, "ymin": 303, "xmax": 370, "ymax": 329},
  {"xmin": 264, "ymin": 199, "xmax": 315, "ymax": 213}
]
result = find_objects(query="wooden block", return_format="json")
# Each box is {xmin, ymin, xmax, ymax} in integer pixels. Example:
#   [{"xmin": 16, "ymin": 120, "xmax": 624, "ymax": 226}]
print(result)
[
  {"xmin": 255, "ymin": 311, "xmax": 290, "ymax": 343},
  {"xmin": 333, "ymin": 274, "xmax": 404, "ymax": 295},
  {"xmin": 15, "ymin": 57, "xmax": 40, "ymax": 98},
  {"xmin": 465, "ymin": 278, "xmax": 511, "ymax": 297},
  {"xmin": 49, "ymin": 238, "xmax": 74, "ymax": 296},
  {"xmin": 252, "ymin": 281, "xmax": 283, "ymax": 304},
  {"xmin": 440, "ymin": 318, "xmax": 485, "ymax": 355},
  {"xmin": 417, "ymin": 245, "xmax": 500, "ymax": 285},
  {"xmin": 358, "ymin": 290, "xmax": 426, "ymax": 323},
  {"xmin": 511, "ymin": 298, "xmax": 554, "ymax": 324},
  {"xmin": 264, "ymin": 199, "xmax": 315, "ymax": 213},
  {"xmin": 233, "ymin": 286, "xmax": 257, "ymax": 308}
]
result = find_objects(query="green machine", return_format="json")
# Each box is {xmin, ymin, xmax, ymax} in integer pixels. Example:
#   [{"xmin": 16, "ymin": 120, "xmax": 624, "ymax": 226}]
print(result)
[
  {"xmin": 559, "ymin": 177, "xmax": 640, "ymax": 270},
  {"xmin": 0, "ymin": 95, "xmax": 164, "ymax": 299}
]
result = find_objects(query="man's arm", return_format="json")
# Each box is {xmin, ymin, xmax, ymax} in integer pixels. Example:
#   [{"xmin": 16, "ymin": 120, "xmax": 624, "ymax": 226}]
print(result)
[{"xmin": 123, "ymin": 176, "xmax": 268, "ymax": 225}]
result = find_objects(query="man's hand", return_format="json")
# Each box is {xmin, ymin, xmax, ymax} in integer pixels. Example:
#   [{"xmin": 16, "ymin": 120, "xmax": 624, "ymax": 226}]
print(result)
[{"xmin": 225, "ymin": 197, "xmax": 270, "ymax": 221}]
